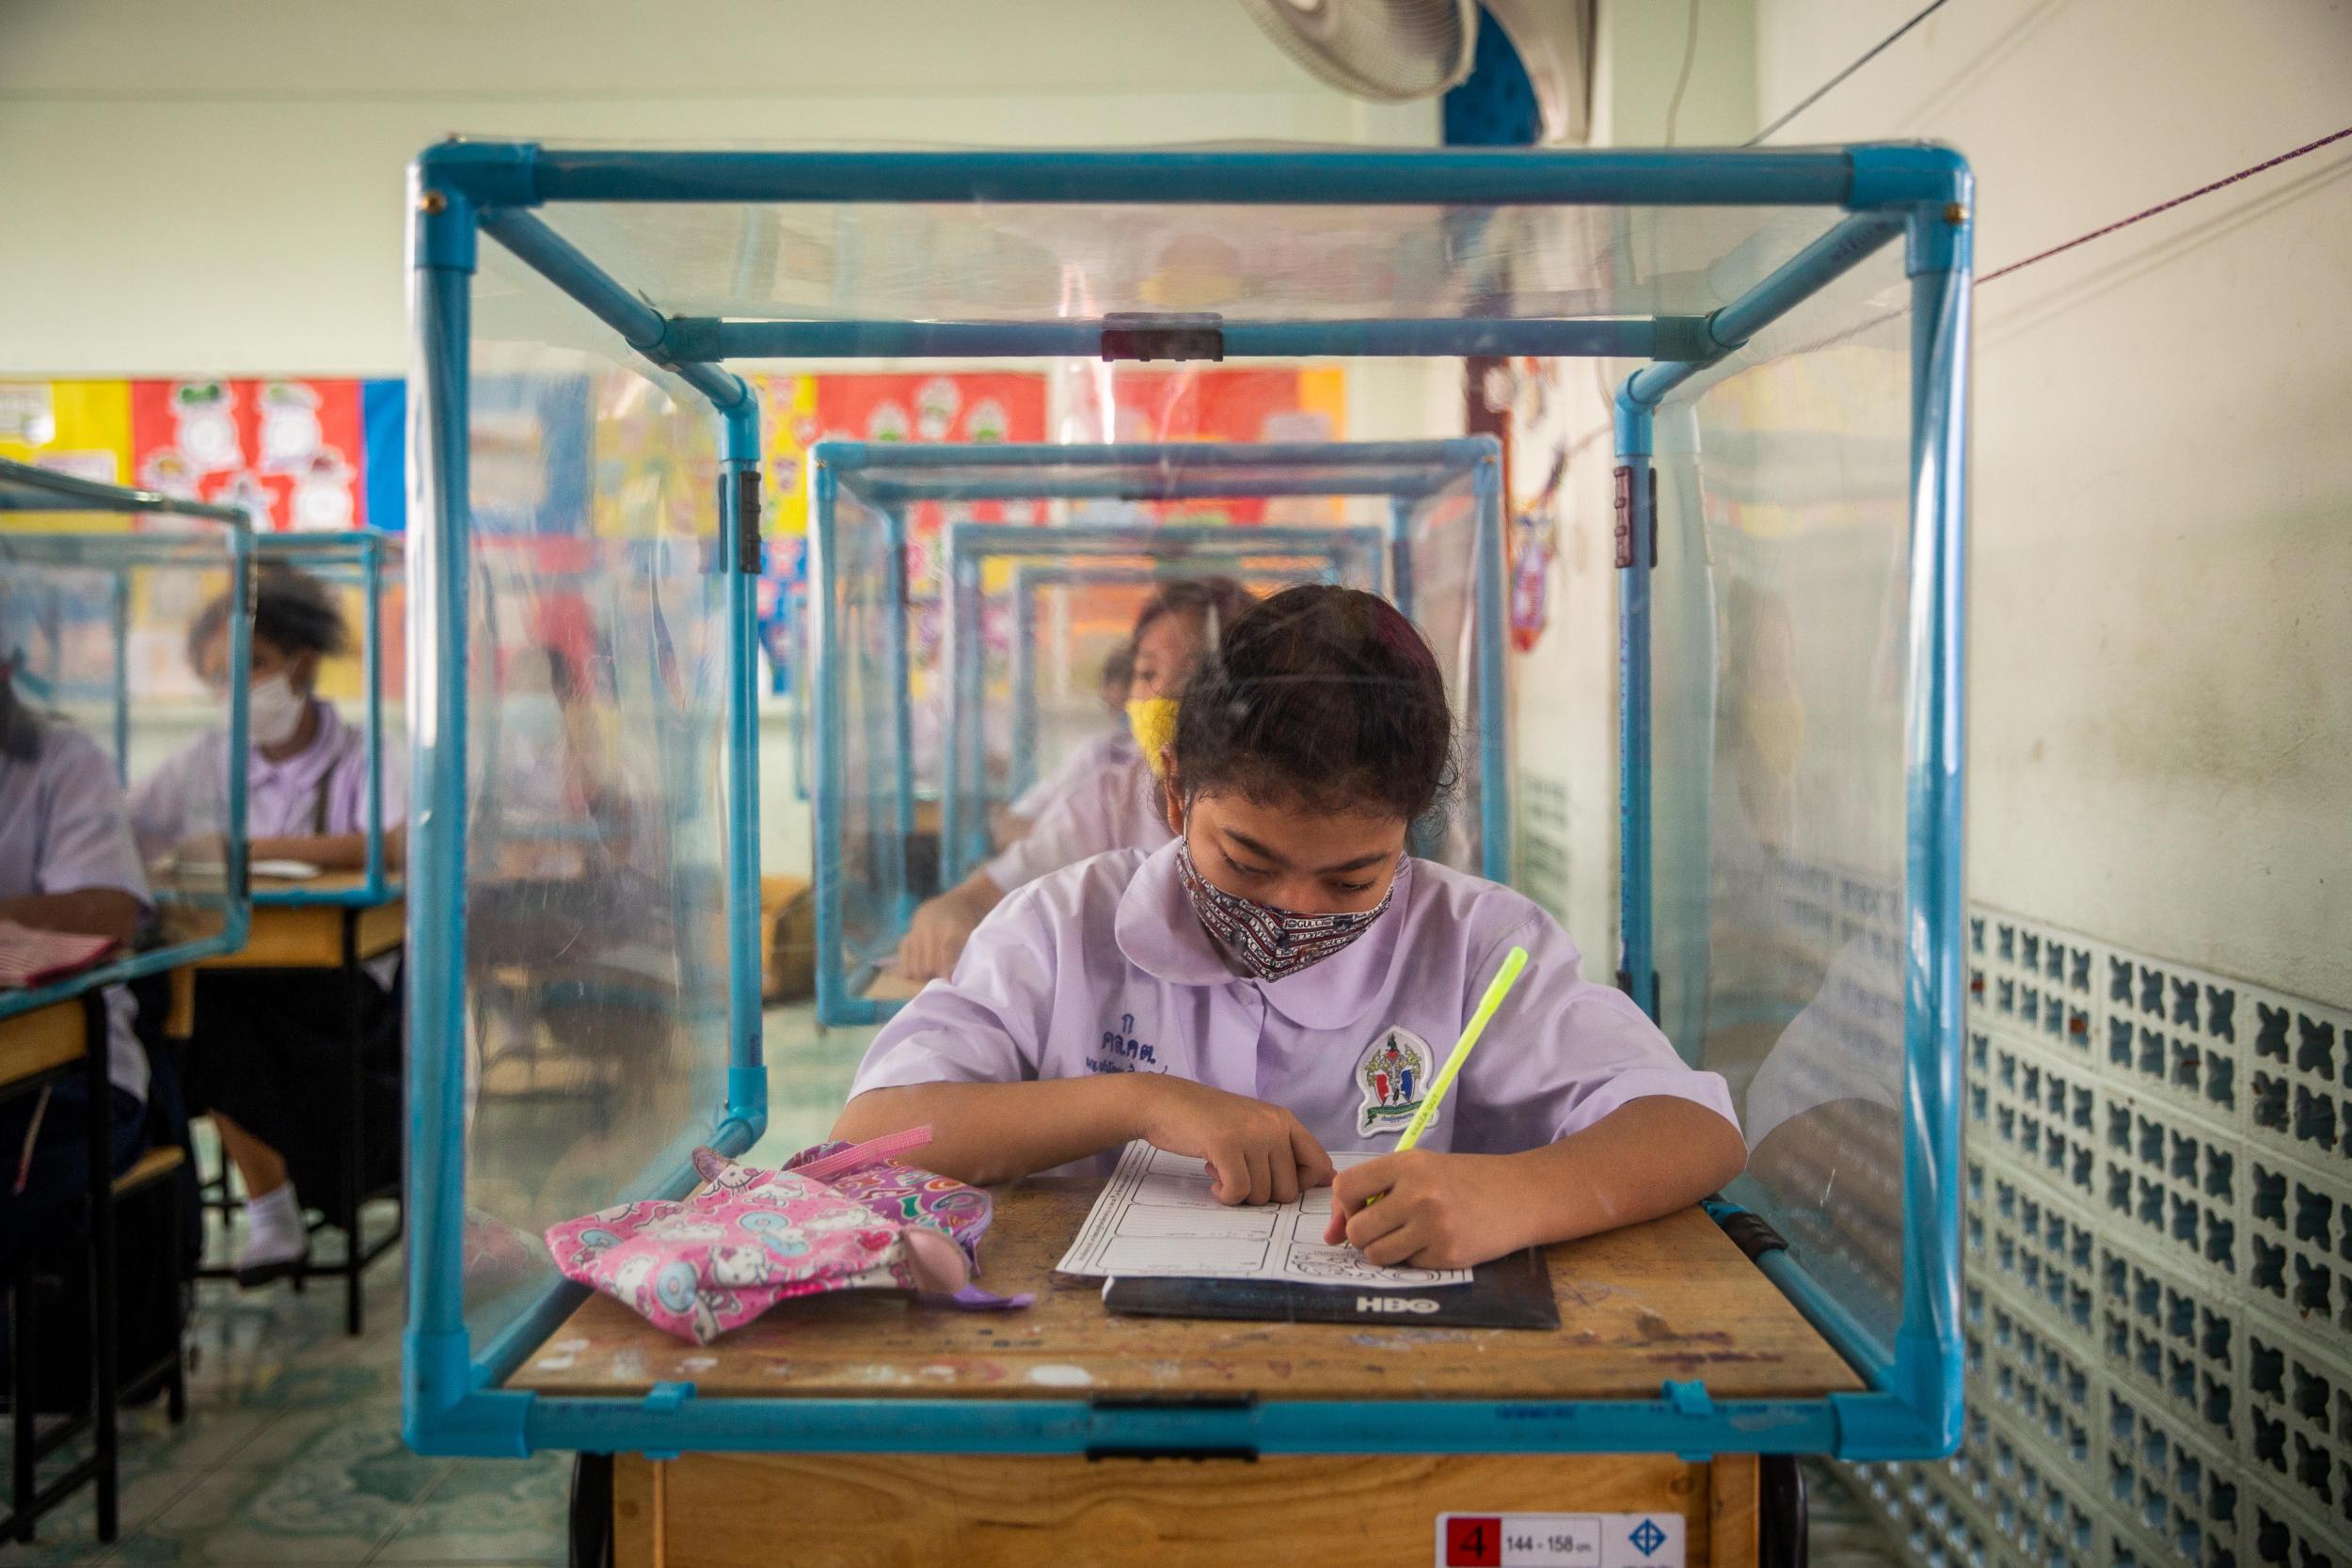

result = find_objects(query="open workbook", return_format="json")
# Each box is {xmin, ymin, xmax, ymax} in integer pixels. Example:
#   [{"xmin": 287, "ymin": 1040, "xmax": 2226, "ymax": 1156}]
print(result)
[{"xmin": 1055, "ymin": 1140, "xmax": 1472, "ymax": 1290}]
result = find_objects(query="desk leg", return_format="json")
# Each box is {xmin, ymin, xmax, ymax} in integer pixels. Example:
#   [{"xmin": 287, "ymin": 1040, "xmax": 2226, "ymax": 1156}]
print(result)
[
  {"xmin": 342, "ymin": 911, "xmax": 365, "ymax": 1338},
  {"xmin": 1711, "ymin": 1453, "xmax": 1759, "ymax": 1567},
  {"xmin": 79, "ymin": 990, "xmax": 119, "ymax": 1544}
]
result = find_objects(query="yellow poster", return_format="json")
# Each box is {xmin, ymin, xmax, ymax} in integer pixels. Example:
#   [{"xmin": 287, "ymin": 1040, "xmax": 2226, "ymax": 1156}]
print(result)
[
  {"xmin": 754, "ymin": 372, "xmax": 819, "ymax": 538},
  {"xmin": 0, "ymin": 380, "xmax": 136, "ymax": 531}
]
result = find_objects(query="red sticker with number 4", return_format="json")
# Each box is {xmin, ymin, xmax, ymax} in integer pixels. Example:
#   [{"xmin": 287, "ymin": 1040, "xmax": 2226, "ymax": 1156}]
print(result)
[{"xmin": 1445, "ymin": 1515, "xmax": 1502, "ymax": 1567}]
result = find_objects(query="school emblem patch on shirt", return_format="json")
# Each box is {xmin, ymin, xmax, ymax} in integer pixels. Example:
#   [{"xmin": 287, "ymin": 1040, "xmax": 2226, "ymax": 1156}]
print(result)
[{"xmin": 1357, "ymin": 1026, "xmax": 1433, "ymax": 1137}]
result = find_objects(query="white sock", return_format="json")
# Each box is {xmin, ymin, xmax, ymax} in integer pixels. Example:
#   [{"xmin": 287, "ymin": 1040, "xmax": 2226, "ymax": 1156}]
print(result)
[{"xmin": 239, "ymin": 1182, "xmax": 307, "ymax": 1267}]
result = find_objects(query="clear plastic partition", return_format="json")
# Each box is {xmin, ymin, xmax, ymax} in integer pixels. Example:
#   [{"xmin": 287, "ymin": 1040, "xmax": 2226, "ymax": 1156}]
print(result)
[
  {"xmin": 805, "ymin": 438, "xmax": 1507, "ymax": 1024},
  {"xmin": 1402, "ymin": 470, "xmax": 1510, "ymax": 878},
  {"xmin": 0, "ymin": 460, "xmax": 252, "ymax": 1009},
  {"xmin": 405, "ymin": 141, "xmax": 1970, "ymax": 1462},
  {"xmin": 805, "ymin": 474, "xmax": 914, "ymax": 1026},
  {"xmin": 453, "ymin": 253, "xmax": 735, "ymax": 1350},
  {"xmin": 249, "ymin": 531, "xmax": 408, "ymax": 903},
  {"xmin": 1650, "ymin": 240, "xmax": 1922, "ymax": 1357},
  {"xmin": 937, "ymin": 521, "xmax": 1391, "ymax": 882},
  {"xmin": 1005, "ymin": 559, "xmax": 1332, "ymax": 801},
  {"xmin": 537, "ymin": 191, "xmax": 1836, "ymax": 326}
]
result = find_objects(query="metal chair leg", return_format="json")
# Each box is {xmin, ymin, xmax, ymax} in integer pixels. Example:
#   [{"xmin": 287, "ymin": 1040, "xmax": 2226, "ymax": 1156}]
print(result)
[
  {"xmin": 10, "ymin": 1271, "xmax": 36, "ymax": 1542},
  {"xmin": 343, "ymin": 918, "xmax": 367, "ymax": 1338},
  {"xmin": 1759, "ymin": 1453, "xmax": 1808, "ymax": 1568},
  {"xmin": 82, "ymin": 994, "xmax": 119, "ymax": 1544}
]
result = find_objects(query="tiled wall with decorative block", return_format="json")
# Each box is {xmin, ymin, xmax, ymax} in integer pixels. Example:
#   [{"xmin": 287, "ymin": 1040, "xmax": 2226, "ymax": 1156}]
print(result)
[{"xmin": 1844, "ymin": 905, "xmax": 2352, "ymax": 1568}]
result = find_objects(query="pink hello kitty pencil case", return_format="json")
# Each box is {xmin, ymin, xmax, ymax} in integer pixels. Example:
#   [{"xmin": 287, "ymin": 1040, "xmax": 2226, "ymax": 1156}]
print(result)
[{"xmin": 545, "ymin": 1127, "xmax": 1029, "ymax": 1344}]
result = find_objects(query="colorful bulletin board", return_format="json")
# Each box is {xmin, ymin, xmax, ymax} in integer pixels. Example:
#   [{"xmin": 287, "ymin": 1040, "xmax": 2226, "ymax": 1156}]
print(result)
[
  {"xmin": 1, "ymin": 377, "xmax": 406, "ymax": 534},
  {"xmin": 750, "ymin": 372, "xmax": 1053, "ymax": 695},
  {"xmin": 5, "ymin": 377, "xmax": 408, "ymax": 706}
]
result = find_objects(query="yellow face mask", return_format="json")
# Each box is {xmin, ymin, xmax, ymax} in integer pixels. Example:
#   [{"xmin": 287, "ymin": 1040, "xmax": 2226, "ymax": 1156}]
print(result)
[{"xmin": 1126, "ymin": 697, "xmax": 1180, "ymax": 776}]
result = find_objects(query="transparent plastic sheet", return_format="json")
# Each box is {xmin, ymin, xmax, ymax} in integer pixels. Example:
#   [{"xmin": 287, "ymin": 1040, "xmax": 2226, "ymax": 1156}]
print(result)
[
  {"xmin": 456, "ymin": 252, "xmax": 731, "ymax": 1343},
  {"xmin": 1653, "ymin": 242, "xmax": 1919, "ymax": 1354},
  {"xmin": 251, "ymin": 531, "xmax": 409, "ymax": 898},
  {"xmin": 1403, "ymin": 470, "xmax": 1508, "ymax": 876},
  {"xmin": 536, "ymin": 193, "xmax": 1836, "ymax": 326},
  {"xmin": 0, "ymin": 518, "xmax": 246, "ymax": 959},
  {"xmin": 808, "ymin": 439, "xmax": 1509, "ymax": 1020},
  {"xmin": 405, "ymin": 141, "xmax": 1974, "ymax": 1459},
  {"xmin": 938, "ymin": 519, "xmax": 1389, "ymax": 881},
  {"xmin": 813, "ymin": 480, "xmax": 914, "ymax": 994},
  {"xmin": 1006, "ymin": 558, "xmax": 1334, "ymax": 801}
]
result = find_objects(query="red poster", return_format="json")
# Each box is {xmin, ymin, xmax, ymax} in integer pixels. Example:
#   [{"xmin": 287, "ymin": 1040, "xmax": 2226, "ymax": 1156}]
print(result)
[
  {"xmin": 1060, "ymin": 367, "xmax": 1343, "ymax": 524},
  {"xmin": 812, "ymin": 371, "xmax": 1045, "ymax": 450},
  {"xmin": 129, "ymin": 379, "xmax": 369, "ymax": 531},
  {"xmin": 809, "ymin": 372, "xmax": 1050, "ymax": 551}
]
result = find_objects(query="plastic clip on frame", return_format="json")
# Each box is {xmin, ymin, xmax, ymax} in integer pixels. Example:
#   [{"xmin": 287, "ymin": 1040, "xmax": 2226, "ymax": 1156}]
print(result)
[
  {"xmin": 403, "ymin": 139, "xmax": 1972, "ymax": 1465},
  {"xmin": 0, "ymin": 457, "xmax": 258, "ymax": 1015}
]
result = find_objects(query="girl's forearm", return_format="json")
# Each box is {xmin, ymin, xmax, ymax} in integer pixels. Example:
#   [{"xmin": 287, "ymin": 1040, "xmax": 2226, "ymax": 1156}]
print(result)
[
  {"xmin": 0, "ymin": 888, "xmax": 144, "ymax": 944},
  {"xmin": 1506, "ymin": 1096, "xmax": 1748, "ymax": 1249},
  {"xmin": 251, "ymin": 832, "xmax": 370, "ymax": 870},
  {"xmin": 833, "ymin": 1075, "xmax": 1153, "ymax": 1186}
]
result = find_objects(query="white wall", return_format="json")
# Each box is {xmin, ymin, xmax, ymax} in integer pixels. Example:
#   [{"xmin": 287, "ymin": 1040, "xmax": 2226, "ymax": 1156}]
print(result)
[
  {"xmin": 0, "ymin": 0, "xmax": 1429, "ymax": 377},
  {"xmin": 1511, "ymin": 0, "xmax": 2351, "ymax": 1005},
  {"xmin": 1750, "ymin": 0, "xmax": 2352, "ymax": 1005}
]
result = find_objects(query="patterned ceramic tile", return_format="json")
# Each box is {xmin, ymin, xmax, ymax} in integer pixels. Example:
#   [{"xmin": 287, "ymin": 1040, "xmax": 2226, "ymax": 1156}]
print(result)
[
  {"xmin": 0, "ymin": 1465, "xmax": 212, "ymax": 1566},
  {"xmin": 370, "ymin": 1453, "xmax": 569, "ymax": 1565},
  {"xmin": 112, "ymin": 1427, "xmax": 447, "ymax": 1564}
]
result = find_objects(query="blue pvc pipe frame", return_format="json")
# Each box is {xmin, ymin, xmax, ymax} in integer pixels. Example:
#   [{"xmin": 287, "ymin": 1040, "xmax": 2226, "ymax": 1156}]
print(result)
[
  {"xmin": 0, "ymin": 459, "xmax": 256, "ymax": 1020},
  {"xmin": 247, "ymin": 531, "xmax": 405, "ymax": 908},
  {"xmin": 405, "ymin": 140, "xmax": 1972, "ymax": 1465}
]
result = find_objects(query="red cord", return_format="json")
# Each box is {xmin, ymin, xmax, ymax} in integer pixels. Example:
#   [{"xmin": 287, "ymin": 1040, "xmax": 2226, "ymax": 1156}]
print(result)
[{"xmin": 1979, "ymin": 123, "xmax": 2352, "ymax": 283}]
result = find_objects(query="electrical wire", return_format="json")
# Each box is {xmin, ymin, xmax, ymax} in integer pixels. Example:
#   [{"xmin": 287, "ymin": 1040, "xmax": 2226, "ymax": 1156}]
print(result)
[
  {"xmin": 1745, "ymin": 0, "xmax": 1951, "ymax": 146},
  {"xmin": 1550, "ymin": 120, "xmax": 2351, "ymax": 459},
  {"xmin": 1979, "ymin": 122, "xmax": 2352, "ymax": 283},
  {"xmin": 1662, "ymin": 0, "xmax": 1706, "ymax": 146}
]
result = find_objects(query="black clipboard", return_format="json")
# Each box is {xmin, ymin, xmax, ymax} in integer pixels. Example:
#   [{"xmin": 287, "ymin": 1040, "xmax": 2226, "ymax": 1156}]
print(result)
[{"xmin": 1100, "ymin": 1245, "xmax": 1558, "ymax": 1330}]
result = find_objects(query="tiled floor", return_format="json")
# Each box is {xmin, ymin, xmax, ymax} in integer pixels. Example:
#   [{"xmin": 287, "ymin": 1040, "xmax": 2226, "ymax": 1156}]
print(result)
[
  {"xmin": 3, "ymin": 1250, "xmax": 566, "ymax": 1566},
  {"xmin": 4, "ymin": 1002, "xmax": 1909, "ymax": 1565}
]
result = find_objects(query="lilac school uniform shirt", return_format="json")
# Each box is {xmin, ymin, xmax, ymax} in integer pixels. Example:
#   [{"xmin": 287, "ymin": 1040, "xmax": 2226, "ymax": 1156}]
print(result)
[
  {"xmin": 0, "ymin": 720, "xmax": 151, "ymax": 1101},
  {"xmin": 983, "ymin": 746, "xmax": 1170, "ymax": 894},
  {"xmin": 1009, "ymin": 728, "xmax": 1137, "ymax": 823},
  {"xmin": 131, "ymin": 699, "xmax": 405, "ymax": 853},
  {"xmin": 852, "ymin": 842, "xmax": 1736, "ymax": 1176}
]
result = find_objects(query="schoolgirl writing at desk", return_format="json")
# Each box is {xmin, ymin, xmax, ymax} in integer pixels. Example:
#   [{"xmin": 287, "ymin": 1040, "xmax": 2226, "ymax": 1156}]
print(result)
[
  {"xmin": 838, "ymin": 586, "xmax": 1743, "ymax": 1269},
  {"xmin": 129, "ymin": 567, "xmax": 405, "ymax": 1287}
]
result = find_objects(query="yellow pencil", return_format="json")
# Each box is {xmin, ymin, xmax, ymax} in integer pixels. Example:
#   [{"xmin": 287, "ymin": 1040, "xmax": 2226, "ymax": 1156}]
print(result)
[{"xmin": 1362, "ymin": 945, "xmax": 1530, "ymax": 1204}]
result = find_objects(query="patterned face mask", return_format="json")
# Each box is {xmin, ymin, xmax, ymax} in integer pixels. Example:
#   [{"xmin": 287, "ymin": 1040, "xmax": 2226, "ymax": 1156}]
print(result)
[{"xmin": 1175, "ymin": 836, "xmax": 1399, "ymax": 983}]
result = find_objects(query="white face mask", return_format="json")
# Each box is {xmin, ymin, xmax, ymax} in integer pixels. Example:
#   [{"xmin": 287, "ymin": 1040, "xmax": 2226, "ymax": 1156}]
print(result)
[{"xmin": 248, "ymin": 673, "xmax": 309, "ymax": 750}]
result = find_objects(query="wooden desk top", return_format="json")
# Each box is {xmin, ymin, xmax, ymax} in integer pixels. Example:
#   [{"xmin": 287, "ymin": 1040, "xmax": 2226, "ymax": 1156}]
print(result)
[
  {"xmin": 509, "ymin": 1180, "xmax": 1860, "ymax": 1403},
  {"xmin": 250, "ymin": 870, "xmax": 395, "ymax": 899},
  {"xmin": 0, "ymin": 996, "xmax": 87, "ymax": 1092},
  {"xmin": 199, "ymin": 876, "xmax": 405, "ymax": 970}
]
